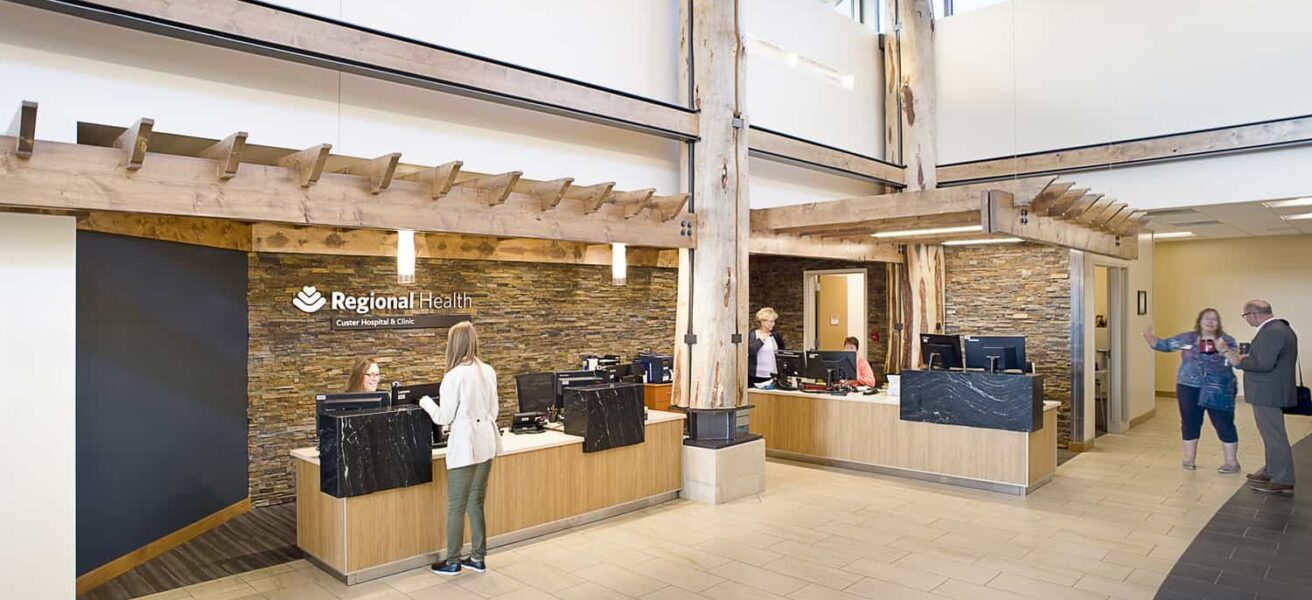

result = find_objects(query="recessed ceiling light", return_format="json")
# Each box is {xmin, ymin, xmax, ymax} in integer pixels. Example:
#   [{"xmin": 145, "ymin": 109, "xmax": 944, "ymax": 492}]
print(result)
[
  {"xmin": 1153, "ymin": 231, "xmax": 1196, "ymax": 239},
  {"xmin": 941, "ymin": 238, "xmax": 1024, "ymax": 246},
  {"xmin": 1281, "ymin": 211, "xmax": 1312, "ymax": 221},
  {"xmin": 871, "ymin": 225, "xmax": 982, "ymax": 239},
  {"xmin": 1263, "ymin": 197, "xmax": 1312, "ymax": 209}
]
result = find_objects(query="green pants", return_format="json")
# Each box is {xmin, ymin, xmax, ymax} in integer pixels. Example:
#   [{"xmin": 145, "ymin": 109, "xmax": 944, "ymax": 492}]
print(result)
[{"xmin": 445, "ymin": 460, "xmax": 492, "ymax": 565}]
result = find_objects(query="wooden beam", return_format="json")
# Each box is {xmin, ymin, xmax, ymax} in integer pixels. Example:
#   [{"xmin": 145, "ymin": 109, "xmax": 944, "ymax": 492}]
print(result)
[
  {"xmin": 808, "ymin": 212, "xmax": 982, "ymax": 238},
  {"xmin": 114, "ymin": 118, "xmax": 154, "ymax": 170},
  {"xmin": 1112, "ymin": 211, "xmax": 1149, "ymax": 235},
  {"xmin": 939, "ymin": 114, "xmax": 1312, "ymax": 184},
  {"xmin": 749, "ymin": 230, "xmax": 901, "ymax": 262},
  {"xmin": 609, "ymin": 188, "xmax": 655, "ymax": 219},
  {"xmin": 397, "ymin": 160, "xmax": 463, "ymax": 199},
  {"xmin": 1028, "ymin": 181, "xmax": 1074, "ymax": 215},
  {"xmin": 752, "ymin": 176, "xmax": 1054, "ymax": 235},
  {"xmin": 8, "ymin": 100, "xmax": 36, "ymax": 159},
  {"xmin": 453, "ymin": 171, "xmax": 522, "ymax": 206},
  {"xmin": 986, "ymin": 190, "xmax": 1136, "ymax": 260},
  {"xmin": 61, "ymin": 0, "xmax": 698, "ymax": 140},
  {"xmin": 1057, "ymin": 193, "xmax": 1103, "ymax": 220},
  {"xmin": 747, "ymin": 127, "xmax": 904, "ymax": 187},
  {"xmin": 513, "ymin": 177, "xmax": 574, "ymax": 210},
  {"xmin": 250, "ymin": 224, "xmax": 678, "ymax": 267},
  {"xmin": 1071, "ymin": 196, "xmax": 1113, "ymax": 225},
  {"xmin": 0, "ymin": 136, "xmax": 694, "ymax": 248},
  {"xmin": 276, "ymin": 144, "xmax": 331, "ymax": 187},
  {"xmin": 1088, "ymin": 201, "xmax": 1128, "ymax": 228},
  {"xmin": 78, "ymin": 211, "xmax": 252, "ymax": 251},
  {"xmin": 1046, "ymin": 187, "xmax": 1089, "ymax": 217},
  {"xmin": 567, "ymin": 182, "xmax": 617, "ymax": 215},
  {"xmin": 336, "ymin": 153, "xmax": 401, "ymax": 194},
  {"xmin": 1104, "ymin": 207, "xmax": 1135, "ymax": 231},
  {"xmin": 645, "ymin": 193, "xmax": 690, "ymax": 222},
  {"xmin": 199, "ymin": 131, "xmax": 247, "ymax": 180}
]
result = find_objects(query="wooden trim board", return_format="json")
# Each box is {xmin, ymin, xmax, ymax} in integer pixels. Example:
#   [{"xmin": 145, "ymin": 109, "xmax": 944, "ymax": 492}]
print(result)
[
  {"xmin": 1067, "ymin": 439, "xmax": 1096, "ymax": 452},
  {"xmin": 76, "ymin": 497, "xmax": 252, "ymax": 595}
]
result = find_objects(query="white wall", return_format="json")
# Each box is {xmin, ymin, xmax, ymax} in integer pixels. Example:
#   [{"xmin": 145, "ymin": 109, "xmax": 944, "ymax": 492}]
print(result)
[
  {"xmin": 938, "ymin": 0, "xmax": 1312, "ymax": 163},
  {"xmin": 749, "ymin": 157, "xmax": 885, "ymax": 209},
  {"xmin": 263, "ymin": 0, "xmax": 683, "ymax": 104},
  {"xmin": 0, "ymin": 2, "xmax": 681, "ymax": 192},
  {"xmin": 0, "ymin": 213, "xmax": 76, "ymax": 599},
  {"xmin": 745, "ymin": 0, "xmax": 884, "ymax": 158}
]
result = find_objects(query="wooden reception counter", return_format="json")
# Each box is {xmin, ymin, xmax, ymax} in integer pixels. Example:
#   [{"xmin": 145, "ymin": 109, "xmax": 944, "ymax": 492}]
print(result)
[
  {"xmin": 748, "ymin": 389, "xmax": 1057, "ymax": 495},
  {"xmin": 291, "ymin": 410, "xmax": 685, "ymax": 584}
]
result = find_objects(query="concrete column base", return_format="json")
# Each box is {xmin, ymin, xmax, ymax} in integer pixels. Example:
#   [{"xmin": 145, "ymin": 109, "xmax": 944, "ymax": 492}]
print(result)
[{"xmin": 681, "ymin": 438, "xmax": 766, "ymax": 504}]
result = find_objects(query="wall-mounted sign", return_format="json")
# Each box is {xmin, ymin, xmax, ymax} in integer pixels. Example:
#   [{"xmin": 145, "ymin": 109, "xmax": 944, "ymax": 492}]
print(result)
[
  {"xmin": 292, "ymin": 285, "xmax": 474, "ymax": 331},
  {"xmin": 330, "ymin": 314, "xmax": 472, "ymax": 331}
]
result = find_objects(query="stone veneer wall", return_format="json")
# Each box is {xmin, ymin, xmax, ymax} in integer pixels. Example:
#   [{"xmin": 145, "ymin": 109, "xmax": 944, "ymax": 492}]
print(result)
[
  {"xmin": 747, "ymin": 256, "xmax": 890, "ymax": 377},
  {"xmin": 248, "ymin": 253, "xmax": 676, "ymax": 506},
  {"xmin": 943, "ymin": 243, "xmax": 1073, "ymax": 446}
]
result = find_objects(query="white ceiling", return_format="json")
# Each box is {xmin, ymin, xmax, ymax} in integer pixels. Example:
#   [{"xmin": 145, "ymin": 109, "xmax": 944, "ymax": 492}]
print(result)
[{"xmin": 1146, "ymin": 196, "xmax": 1312, "ymax": 240}]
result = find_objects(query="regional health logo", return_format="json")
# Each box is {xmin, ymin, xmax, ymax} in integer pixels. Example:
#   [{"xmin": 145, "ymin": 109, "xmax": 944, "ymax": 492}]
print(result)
[{"xmin": 292, "ymin": 285, "xmax": 327, "ymax": 313}]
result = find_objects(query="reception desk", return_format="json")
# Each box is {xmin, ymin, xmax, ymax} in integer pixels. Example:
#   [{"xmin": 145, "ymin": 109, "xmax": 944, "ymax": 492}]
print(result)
[
  {"xmin": 749, "ymin": 389, "xmax": 1057, "ymax": 495},
  {"xmin": 292, "ymin": 410, "xmax": 685, "ymax": 584}
]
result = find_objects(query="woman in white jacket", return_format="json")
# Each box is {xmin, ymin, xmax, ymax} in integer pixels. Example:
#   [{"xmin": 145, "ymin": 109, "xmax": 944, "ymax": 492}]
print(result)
[{"xmin": 418, "ymin": 321, "xmax": 502, "ymax": 575}]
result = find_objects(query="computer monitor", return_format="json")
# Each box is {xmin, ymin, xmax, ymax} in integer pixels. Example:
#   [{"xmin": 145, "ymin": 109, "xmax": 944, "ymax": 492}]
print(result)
[
  {"xmin": 919, "ymin": 334, "xmax": 963, "ymax": 370},
  {"xmin": 964, "ymin": 335, "xmax": 1028, "ymax": 372},
  {"xmin": 804, "ymin": 350, "xmax": 830, "ymax": 381},
  {"xmin": 315, "ymin": 391, "xmax": 390, "ymax": 448},
  {"xmin": 775, "ymin": 350, "xmax": 805, "ymax": 379},
  {"xmin": 515, "ymin": 372, "xmax": 557, "ymax": 414},
  {"xmin": 554, "ymin": 370, "xmax": 605, "ymax": 412},
  {"xmin": 815, "ymin": 350, "xmax": 858, "ymax": 381},
  {"xmin": 391, "ymin": 382, "xmax": 441, "ymax": 406}
]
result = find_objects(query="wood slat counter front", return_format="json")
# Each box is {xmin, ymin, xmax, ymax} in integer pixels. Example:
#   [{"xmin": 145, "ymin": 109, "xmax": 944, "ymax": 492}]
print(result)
[
  {"xmin": 749, "ymin": 389, "xmax": 1057, "ymax": 495},
  {"xmin": 291, "ymin": 411, "xmax": 685, "ymax": 584}
]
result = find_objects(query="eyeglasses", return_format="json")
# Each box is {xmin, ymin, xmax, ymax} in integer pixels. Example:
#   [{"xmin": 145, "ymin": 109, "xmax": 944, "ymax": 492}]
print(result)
[
  {"xmin": 1240, "ymin": 312, "xmax": 1257, "ymax": 318},
  {"xmin": 365, "ymin": 372, "xmax": 381, "ymax": 378}
]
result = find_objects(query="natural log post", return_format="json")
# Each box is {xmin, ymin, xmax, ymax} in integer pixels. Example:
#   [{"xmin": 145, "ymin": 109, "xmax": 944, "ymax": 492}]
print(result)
[
  {"xmin": 688, "ymin": 0, "xmax": 749, "ymax": 409},
  {"xmin": 893, "ymin": 0, "xmax": 936, "ymax": 189},
  {"xmin": 672, "ymin": 0, "xmax": 694, "ymax": 409},
  {"xmin": 903, "ymin": 243, "xmax": 945, "ymax": 368},
  {"xmin": 882, "ymin": 2, "xmax": 901, "ymax": 165}
]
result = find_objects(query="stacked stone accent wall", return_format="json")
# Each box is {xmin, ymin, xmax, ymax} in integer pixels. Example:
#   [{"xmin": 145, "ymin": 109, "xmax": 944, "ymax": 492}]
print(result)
[
  {"xmin": 747, "ymin": 256, "xmax": 891, "ymax": 377},
  {"xmin": 247, "ymin": 253, "xmax": 676, "ymax": 506},
  {"xmin": 943, "ymin": 243, "xmax": 1073, "ymax": 446}
]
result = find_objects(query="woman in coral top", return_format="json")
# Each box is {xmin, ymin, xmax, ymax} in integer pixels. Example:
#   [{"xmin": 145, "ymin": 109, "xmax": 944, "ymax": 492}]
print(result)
[{"xmin": 844, "ymin": 336, "xmax": 878, "ymax": 387}]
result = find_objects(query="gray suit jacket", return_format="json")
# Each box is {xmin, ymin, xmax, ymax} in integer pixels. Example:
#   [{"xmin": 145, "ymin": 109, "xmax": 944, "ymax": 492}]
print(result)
[{"xmin": 1238, "ymin": 319, "xmax": 1300, "ymax": 407}]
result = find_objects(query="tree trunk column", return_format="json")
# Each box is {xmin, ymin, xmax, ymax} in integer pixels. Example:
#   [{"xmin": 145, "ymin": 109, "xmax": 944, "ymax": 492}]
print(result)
[{"xmin": 686, "ymin": 0, "xmax": 749, "ymax": 409}]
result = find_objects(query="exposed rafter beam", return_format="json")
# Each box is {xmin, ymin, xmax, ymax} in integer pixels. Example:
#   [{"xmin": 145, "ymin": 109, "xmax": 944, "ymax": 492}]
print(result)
[
  {"xmin": 199, "ymin": 131, "xmax": 247, "ymax": 180},
  {"xmin": 1028, "ymin": 181, "xmax": 1074, "ymax": 215},
  {"xmin": 397, "ymin": 160, "xmax": 463, "ymax": 199},
  {"xmin": 985, "ymin": 190, "xmax": 1136, "ymax": 260},
  {"xmin": 276, "ymin": 144, "xmax": 331, "ymax": 187},
  {"xmin": 1045, "ymin": 187, "xmax": 1089, "ymax": 217},
  {"xmin": 939, "ymin": 114, "xmax": 1312, "ymax": 184},
  {"xmin": 1057, "ymin": 193, "xmax": 1103, "ymax": 220},
  {"xmin": 610, "ymin": 188, "xmax": 655, "ymax": 219},
  {"xmin": 8, "ymin": 100, "xmax": 37, "ymax": 159},
  {"xmin": 113, "ymin": 118, "xmax": 153, "ymax": 170},
  {"xmin": 568, "ymin": 182, "xmax": 617, "ymax": 215},
  {"xmin": 336, "ymin": 153, "xmax": 401, "ymax": 194},
  {"xmin": 645, "ymin": 193, "xmax": 690, "ymax": 222},
  {"xmin": 748, "ymin": 126, "xmax": 905, "ymax": 187},
  {"xmin": 513, "ymin": 177, "xmax": 574, "ymax": 210},
  {"xmin": 1071, "ymin": 196, "xmax": 1113, "ymax": 224},
  {"xmin": 453, "ymin": 171, "xmax": 522, "ymax": 206}
]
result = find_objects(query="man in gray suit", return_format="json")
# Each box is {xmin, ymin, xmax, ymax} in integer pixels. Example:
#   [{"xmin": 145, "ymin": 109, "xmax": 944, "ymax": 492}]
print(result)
[{"xmin": 1220, "ymin": 300, "xmax": 1300, "ymax": 494}]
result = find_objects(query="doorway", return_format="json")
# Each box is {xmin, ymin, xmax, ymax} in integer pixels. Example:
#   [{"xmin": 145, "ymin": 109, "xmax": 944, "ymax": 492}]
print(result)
[
  {"xmin": 1094, "ymin": 264, "xmax": 1130, "ymax": 436},
  {"xmin": 804, "ymin": 269, "xmax": 867, "ymax": 351}
]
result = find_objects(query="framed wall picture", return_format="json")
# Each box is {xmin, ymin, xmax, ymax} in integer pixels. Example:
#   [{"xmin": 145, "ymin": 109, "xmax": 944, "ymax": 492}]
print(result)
[{"xmin": 1137, "ymin": 290, "xmax": 1148, "ymax": 315}]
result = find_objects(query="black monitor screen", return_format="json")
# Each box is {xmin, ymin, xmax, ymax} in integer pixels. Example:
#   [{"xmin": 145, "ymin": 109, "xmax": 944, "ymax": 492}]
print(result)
[
  {"xmin": 919, "ymin": 334, "xmax": 963, "ymax": 370},
  {"xmin": 516, "ymin": 372, "xmax": 557, "ymax": 414},
  {"xmin": 964, "ymin": 336, "xmax": 1028, "ymax": 371},
  {"xmin": 314, "ymin": 392, "xmax": 390, "ymax": 447},
  {"xmin": 815, "ymin": 350, "xmax": 857, "ymax": 381},
  {"xmin": 775, "ymin": 350, "xmax": 805, "ymax": 378},
  {"xmin": 804, "ymin": 350, "xmax": 830, "ymax": 381},
  {"xmin": 555, "ymin": 370, "xmax": 604, "ymax": 409},
  {"xmin": 391, "ymin": 382, "xmax": 441, "ymax": 406}
]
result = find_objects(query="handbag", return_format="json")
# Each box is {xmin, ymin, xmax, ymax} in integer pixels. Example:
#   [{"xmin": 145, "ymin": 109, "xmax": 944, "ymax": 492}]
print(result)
[{"xmin": 1283, "ymin": 364, "xmax": 1312, "ymax": 416}]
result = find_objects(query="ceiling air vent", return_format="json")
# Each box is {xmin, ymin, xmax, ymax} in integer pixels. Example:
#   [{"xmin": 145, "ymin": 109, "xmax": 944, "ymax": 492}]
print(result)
[{"xmin": 1172, "ymin": 220, "xmax": 1223, "ymax": 226}]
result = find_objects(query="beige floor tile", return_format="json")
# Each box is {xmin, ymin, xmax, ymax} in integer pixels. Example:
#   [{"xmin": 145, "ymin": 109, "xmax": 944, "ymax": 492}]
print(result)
[
  {"xmin": 189, "ymin": 582, "xmax": 264, "ymax": 600},
  {"xmin": 1073, "ymin": 574, "xmax": 1157, "ymax": 600},
  {"xmin": 697, "ymin": 580, "xmax": 788, "ymax": 600},
  {"xmin": 784, "ymin": 582, "xmax": 869, "ymax": 600},
  {"xmin": 641, "ymin": 587, "xmax": 711, "ymax": 600},
  {"xmin": 262, "ymin": 583, "xmax": 340, "ymax": 600},
  {"xmin": 184, "ymin": 575, "xmax": 248, "ymax": 597},
  {"xmin": 760, "ymin": 556, "xmax": 863, "ymax": 590},
  {"xmin": 892, "ymin": 553, "xmax": 999, "ymax": 586},
  {"xmin": 488, "ymin": 589, "xmax": 561, "ymax": 600},
  {"xmin": 769, "ymin": 538, "xmax": 863, "ymax": 567},
  {"xmin": 626, "ymin": 558, "xmax": 723, "ymax": 592},
  {"xmin": 1125, "ymin": 568, "xmax": 1168, "ymax": 589},
  {"xmin": 405, "ymin": 582, "xmax": 495, "ymax": 600},
  {"xmin": 248, "ymin": 570, "xmax": 326, "ymax": 593},
  {"xmin": 970, "ymin": 557, "xmax": 1082, "ymax": 587},
  {"xmin": 500, "ymin": 560, "xmax": 587, "ymax": 593},
  {"xmin": 573, "ymin": 564, "xmax": 667, "ymax": 598},
  {"xmin": 238, "ymin": 563, "xmax": 297, "ymax": 583},
  {"xmin": 1099, "ymin": 549, "xmax": 1176, "ymax": 574},
  {"xmin": 691, "ymin": 538, "xmax": 784, "ymax": 566},
  {"xmin": 930, "ymin": 579, "xmax": 1030, "ymax": 600},
  {"xmin": 377, "ymin": 569, "xmax": 450, "ymax": 595},
  {"xmin": 713, "ymin": 560, "xmax": 809, "ymax": 596},
  {"xmin": 986, "ymin": 573, "xmax": 1108, "ymax": 600},
  {"xmin": 454, "ymin": 571, "xmax": 529, "ymax": 599},
  {"xmin": 840, "ymin": 558, "xmax": 946, "ymax": 591},
  {"xmin": 649, "ymin": 542, "xmax": 733, "ymax": 570},
  {"xmin": 843, "ymin": 577, "xmax": 940, "ymax": 600},
  {"xmin": 133, "ymin": 588, "xmax": 195, "ymax": 600}
]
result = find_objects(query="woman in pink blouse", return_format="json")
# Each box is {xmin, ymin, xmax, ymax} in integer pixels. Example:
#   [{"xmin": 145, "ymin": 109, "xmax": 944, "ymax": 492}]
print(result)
[{"xmin": 844, "ymin": 336, "xmax": 878, "ymax": 387}]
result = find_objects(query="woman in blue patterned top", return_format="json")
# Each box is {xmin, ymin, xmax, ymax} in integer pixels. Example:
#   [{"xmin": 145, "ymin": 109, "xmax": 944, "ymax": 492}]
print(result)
[{"xmin": 1144, "ymin": 308, "xmax": 1240, "ymax": 473}]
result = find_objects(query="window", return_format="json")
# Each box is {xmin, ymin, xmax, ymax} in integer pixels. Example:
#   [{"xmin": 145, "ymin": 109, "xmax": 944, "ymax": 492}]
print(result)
[{"xmin": 813, "ymin": 0, "xmax": 881, "ymax": 31}]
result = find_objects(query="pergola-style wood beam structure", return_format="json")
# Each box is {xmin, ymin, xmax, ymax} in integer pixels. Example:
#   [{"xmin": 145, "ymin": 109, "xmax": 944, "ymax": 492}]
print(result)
[
  {"xmin": 748, "ymin": 126, "xmax": 905, "ymax": 187},
  {"xmin": 750, "ymin": 176, "xmax": 1143, "ymax": 260},
  {"xmin": 0, "ymin": 105, "xmax": 694, "ymax": 249}
]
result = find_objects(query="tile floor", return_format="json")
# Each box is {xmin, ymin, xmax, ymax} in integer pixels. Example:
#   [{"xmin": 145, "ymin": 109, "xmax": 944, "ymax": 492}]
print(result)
[{"xmin": 131, "ymin": 398, "xmax": 1312, "ymax": 600}]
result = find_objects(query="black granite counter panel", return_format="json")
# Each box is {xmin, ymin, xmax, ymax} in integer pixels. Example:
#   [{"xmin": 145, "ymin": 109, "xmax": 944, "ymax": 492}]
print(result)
[
  {"xmin": 564, "ymin": 383, "xmax": 645, "ymax": 453},
  {"xmin": 899, "ymin": 370, "xmax": 1043, "ymax": 432},
  {"xmin": 319, "ymin": 405, "xmax": 433, "ymax": 498}
]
